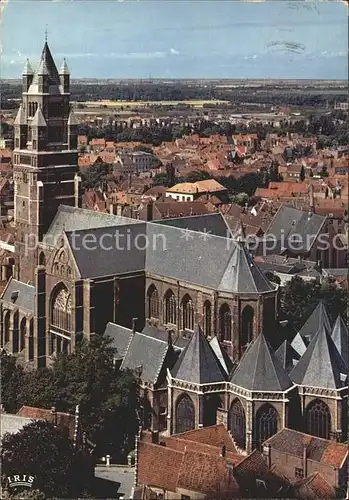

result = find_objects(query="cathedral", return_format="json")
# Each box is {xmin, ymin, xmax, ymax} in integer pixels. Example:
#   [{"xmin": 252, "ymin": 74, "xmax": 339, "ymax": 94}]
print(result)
[{"xmin": 0, "ymin": 42, "xmax": 348, "ymax": 453}]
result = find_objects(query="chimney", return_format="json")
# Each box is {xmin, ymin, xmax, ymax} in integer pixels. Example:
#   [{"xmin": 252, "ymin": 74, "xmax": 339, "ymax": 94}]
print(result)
[
  {"xmin": 303, "ymin": 445, "xmax": 308, "ymax": 477},
  {"xmin": 132, "ymin": 318, "xmax": 138, "ymax": 335},
  {"xmin": 167, "ymin": 329, "xmax": 173, "ymax": 346},
  {"xmin": 220, "ymin": 444, "xmax": 226, "ymax": 457},
  {"xmin": 147, "ymin": 201, "xmax": 153, "ymax": 221},
  {"xmin": 151, "ymin": 431, "xmax": 159, "ymax": 444},
  {"xmin": 263, "ymin": 443, "xmax": 272, "ymax": 469}
]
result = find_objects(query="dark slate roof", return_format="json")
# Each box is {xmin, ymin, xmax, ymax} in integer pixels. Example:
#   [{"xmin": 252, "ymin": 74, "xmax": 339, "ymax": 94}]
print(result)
[
  {"xmin": 298, "ymin": 301, "xmax": 332, "ymax": 342},
  {"xmin": 331, "ymin": 315, "xmax": 348, "ymax": 365},
  {"xmin": 43, "ymin": 205, "xmax": 141, "ymax": 246},
  {"xmin": 230, "ymin": 334, "xmax": 293, "ymax": 392},
  {"xmin": 171, "ymin": 326, "xmax": 226, "ymax": 384},
  {"xmin": 289, "ymin": 326, "xmax": 348, "ymax": 389},
  {"xmin": 152, "ymin": 213, "xmax": 232, "ymax": 238},
  {"xmin": 218, "ymin": 241, "xmax": 276, "ymax": 294},
  {"xmin": 104, "ymin": 322, "xmax": 133, "ymax": 360},
  {"xmin": 65, "ymin": 223, "xmax": 147, "ymax": 279},
  {"xmin": 209, "ymin": 336, "xmax": 234, "ymax": 375},
  {"xmin": 275, "ymin": 340, "xmax": 301, "ymax": 373},
  {"xmin": 291, "ymin": 332, "xmax": 307, "ymax": 357},
  {"xmin": 141, "ymin": 322, "xmax": 189, "ymax": 350},
  {"xmin": 32, "ymin": 42, "xmax": 60, "ymax": 85},
  {"xmin": 1, "ymin": 279, "xmax": 35, "ymax": 312},
  {"xmin": 266, "ymin": 205, "xmax": 326, "ymax": 255},
  {"xmin": 120, "ymin": 332, "xmax": 170, "ymax": 385},
  {"xmin": 145, "ymin": 223, "xmax": 274, "ymax": 294}
]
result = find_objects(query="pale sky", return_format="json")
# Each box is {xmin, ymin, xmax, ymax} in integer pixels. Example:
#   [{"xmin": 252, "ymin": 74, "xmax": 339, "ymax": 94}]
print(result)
[{"xmin": 1, "ymin": 1, "xmax": 348, "ymax": 79}]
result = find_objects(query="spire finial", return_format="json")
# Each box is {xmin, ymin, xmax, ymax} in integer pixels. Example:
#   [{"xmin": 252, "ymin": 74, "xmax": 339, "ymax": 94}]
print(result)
[{"xmin": 45, "ymin": 24, "xmax": 48, "ymax": 43}]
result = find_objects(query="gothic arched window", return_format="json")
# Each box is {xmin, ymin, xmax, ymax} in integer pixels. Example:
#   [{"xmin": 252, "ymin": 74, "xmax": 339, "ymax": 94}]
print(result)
[
  {"xmin": 176, "ymin": 394, "xmax": 195, "ymax": 434},
  {"xmin": 51, "ymin": 286, "xmax": 72, "ymax": 332},
  {"xmin": 28, "ymin": 318, "xmax": 34, "ymax": 361},
  {"xmin": 182, "ymin": 294, "xmax": 194, "ymax": 331},
  {"xmin": 38, "ymin": 252, "xmax": 46, "ymax": 266},
  {"xmin": 219, "ymin": 303, "xmax": 231, "ymax": 342},
  {"xmin": 147, "ymin": 285, "xmax": 159, "ymax": 319},
  {"xmin": 19, "ymin": 317, "xmax": 26, "ymax": 352},
  {"xmin": 164, "ymin": 290, "xmax": 177, "ymax": 325},
  {"xmin": 203, "ymin": 301, "xmax": 212, "ymax": 337},
  {"xmin": 306, "ymin": 399, "xmax": 331, "ymax": 440},
  {"xmin": 230, "ymin": 399, "xmax": 246, "ymax": 450},
  {"xmin": 256, "ymin": 404, "xmax": 278, "ymax": 448},
  {"xmin": 3, "ymin": 310, "xmax": 10, "ymax": 345},
  {"xmin": 241, "ymin": 305, "xmax": 254, "ymax": 349}
]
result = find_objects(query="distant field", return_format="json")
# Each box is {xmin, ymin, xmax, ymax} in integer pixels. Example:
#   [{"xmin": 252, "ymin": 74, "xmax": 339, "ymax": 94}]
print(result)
[{"xmin": 74, "ymin": 99, "xmax": 229, "ymax": 109}]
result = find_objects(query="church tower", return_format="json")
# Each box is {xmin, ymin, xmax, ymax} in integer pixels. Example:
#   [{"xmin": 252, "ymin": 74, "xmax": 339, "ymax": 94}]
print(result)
[{"xmin": 13, "ymin": 41, "xmax": 81, "ymax": 284}]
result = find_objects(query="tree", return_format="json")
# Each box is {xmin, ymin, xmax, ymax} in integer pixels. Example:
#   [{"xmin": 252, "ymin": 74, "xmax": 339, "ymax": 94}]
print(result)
[
  {"xmin": 80, "ymin": 162, "xmax": 113, "ymax": 191},
  {"xmin": 299, "ymin": 165, "xmax": 305, "ymax": 182},
  {"xmin": 280, "ymin": 276, "xmax": 347, "ymax": 331},
  {"xmin": 265, "ymin": 271, "xmax": 281, "ymax": 285},
  {"xmin": 0, "ymin": 352, "xmax": 24, "ymax": 413},
  {"xmin": 1, "ymin": 420, "xmax": 81, "ymax": 498}
]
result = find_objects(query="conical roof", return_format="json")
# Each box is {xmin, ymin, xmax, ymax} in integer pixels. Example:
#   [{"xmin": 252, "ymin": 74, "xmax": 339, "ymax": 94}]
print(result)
[
  {"xmin": 59, "ymin": 58, "xmax": 70, "ymax": 75},
  {"xmin": 31, "ymin": 105, "xmax": 47, "ymax": 127},
  {"xmin": 171, "ymin": 326, "xmax": 226, "ymax": 384},
  {"xmin": 331, "ymin": 315, "xmax": 348, "ymax": 366},
  {"xmin": 230, "ymin": 333, "xmax": 293, "ymax": 392},
  {"xmin": 291, "ymin": 332, "xmax": 307, "ymax": 357},
  {"xmin": 32, "ymin": 42, "xmax": 60, "ymax": 86},
  {"xmin": 275, "ymin": 340, "xmax": 301, "ymax": 373},
  {"xmin": 14, "ymin": 105, "xmax": 26, "ymax": 126},
  {"xmin": 209, "ymin": 336, "xmax": 234, "ymax": 375},
  {"xmin": 290, "ymin": 326, "xmax": 348, "ymax": 389},
  {"xmin": 298, "ymin": 300, "xmax": 331, "ymax": 342},
  {"xmin": 22, "ymin": 58, "xmax": 34, "ymax": 75},
  {"xmin": 218, "ymin": 241, "xmax": 276, "ymax": 294}
]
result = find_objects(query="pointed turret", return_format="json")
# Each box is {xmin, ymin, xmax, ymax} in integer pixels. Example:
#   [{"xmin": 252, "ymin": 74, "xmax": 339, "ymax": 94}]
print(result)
[
  {"xmin": 59, "ymin": 58, "xmax": 70, "ymax": 93},
  {"xmin": 331, "ymin": 315, "xmax": 348, "ymax": 365},
  {"xmin": 22, "ymin": 59, "xmax": 34, "ymax": 92},
  {"xmin": 275, "ymin": 340, "xmax": 301, "ymax": 373},
  {"xmin": 298, "ymin": 300, "xmax": 332, "ymax": 344},
  {"xmin": 14, "ymin": 105, "xmax": 28, "ymax": 149},
  {"xmin": 218, "ymin": 240, "xmax": 275, "ymax": 294},
  {"xmin": 290, "ymin": 326, "xmax": 347, "ymax": 389},
  {"xmin": 59, "ymin": 58, "xmax": 70, "ymax": 75},
  {"xmin": 22, "ymin": 59, "xmax": 34, "ymax": 76},
  {"xmin": 171, "ymin": 326, "xmax": 226, "ymax": 384},
  {"xmin": 230, "ymin": 333, "xmax": 293, "ymax": 392},
  {"xmin": 31, "ymin": 105, "xmax": 47, "ymax": 151},
  {"xmin": 291, "ymin": 332, "xmax": 307, "ymax": 357},
  {"xmin": 31, "ymin": 105, "xmax": 47, "ymax": 128},
  {"xmin": 14, "ymin": 105, "xmax": 26, "ymax": 126}
]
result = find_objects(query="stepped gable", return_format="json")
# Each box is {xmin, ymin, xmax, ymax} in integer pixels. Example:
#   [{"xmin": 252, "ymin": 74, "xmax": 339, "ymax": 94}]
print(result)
[
  {"xmin": 171, "ymin": 325, "xmax": 226, "ymax": 384},
  {"xmin": 230, "ymin": 333, "xmax": 293, "ymax": 392},
  {"xmin": 290, "ymin": 326, "xmax": 348, "ymax": 389}
]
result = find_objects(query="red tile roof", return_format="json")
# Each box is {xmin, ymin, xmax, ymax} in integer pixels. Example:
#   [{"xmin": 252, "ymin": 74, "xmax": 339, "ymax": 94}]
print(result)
[
  {"xmin": 293, "ymin": 472, "xmax": 335, "ymax": 499},
  {"xmin": 170, "ymin": 424, "xmax": 237, "ymax": 453},
  {"xmin": 17, "ymin": 406, "xmax": 76, "ymax": 440},
  {"xmin": 138, "ymin": 441, "xmax": 183, "ymax": 492}
]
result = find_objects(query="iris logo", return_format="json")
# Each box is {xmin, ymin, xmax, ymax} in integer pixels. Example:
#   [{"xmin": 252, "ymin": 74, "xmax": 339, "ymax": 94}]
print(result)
[{"xmin": 7, "ymin": 475, "xmax": 34, "ymax": 488}]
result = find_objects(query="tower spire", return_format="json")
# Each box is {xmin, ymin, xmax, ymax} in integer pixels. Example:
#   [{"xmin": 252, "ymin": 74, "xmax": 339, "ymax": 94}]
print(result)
[{"xmin": 45, "ymin": 24, "xmax": 48, "ymax": 43}]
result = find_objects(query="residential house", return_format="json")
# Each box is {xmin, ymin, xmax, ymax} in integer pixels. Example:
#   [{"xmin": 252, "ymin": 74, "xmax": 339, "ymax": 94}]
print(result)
[{"xmin": 166, "ymin": 179, "xmax": 228, "ymax": 202}]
